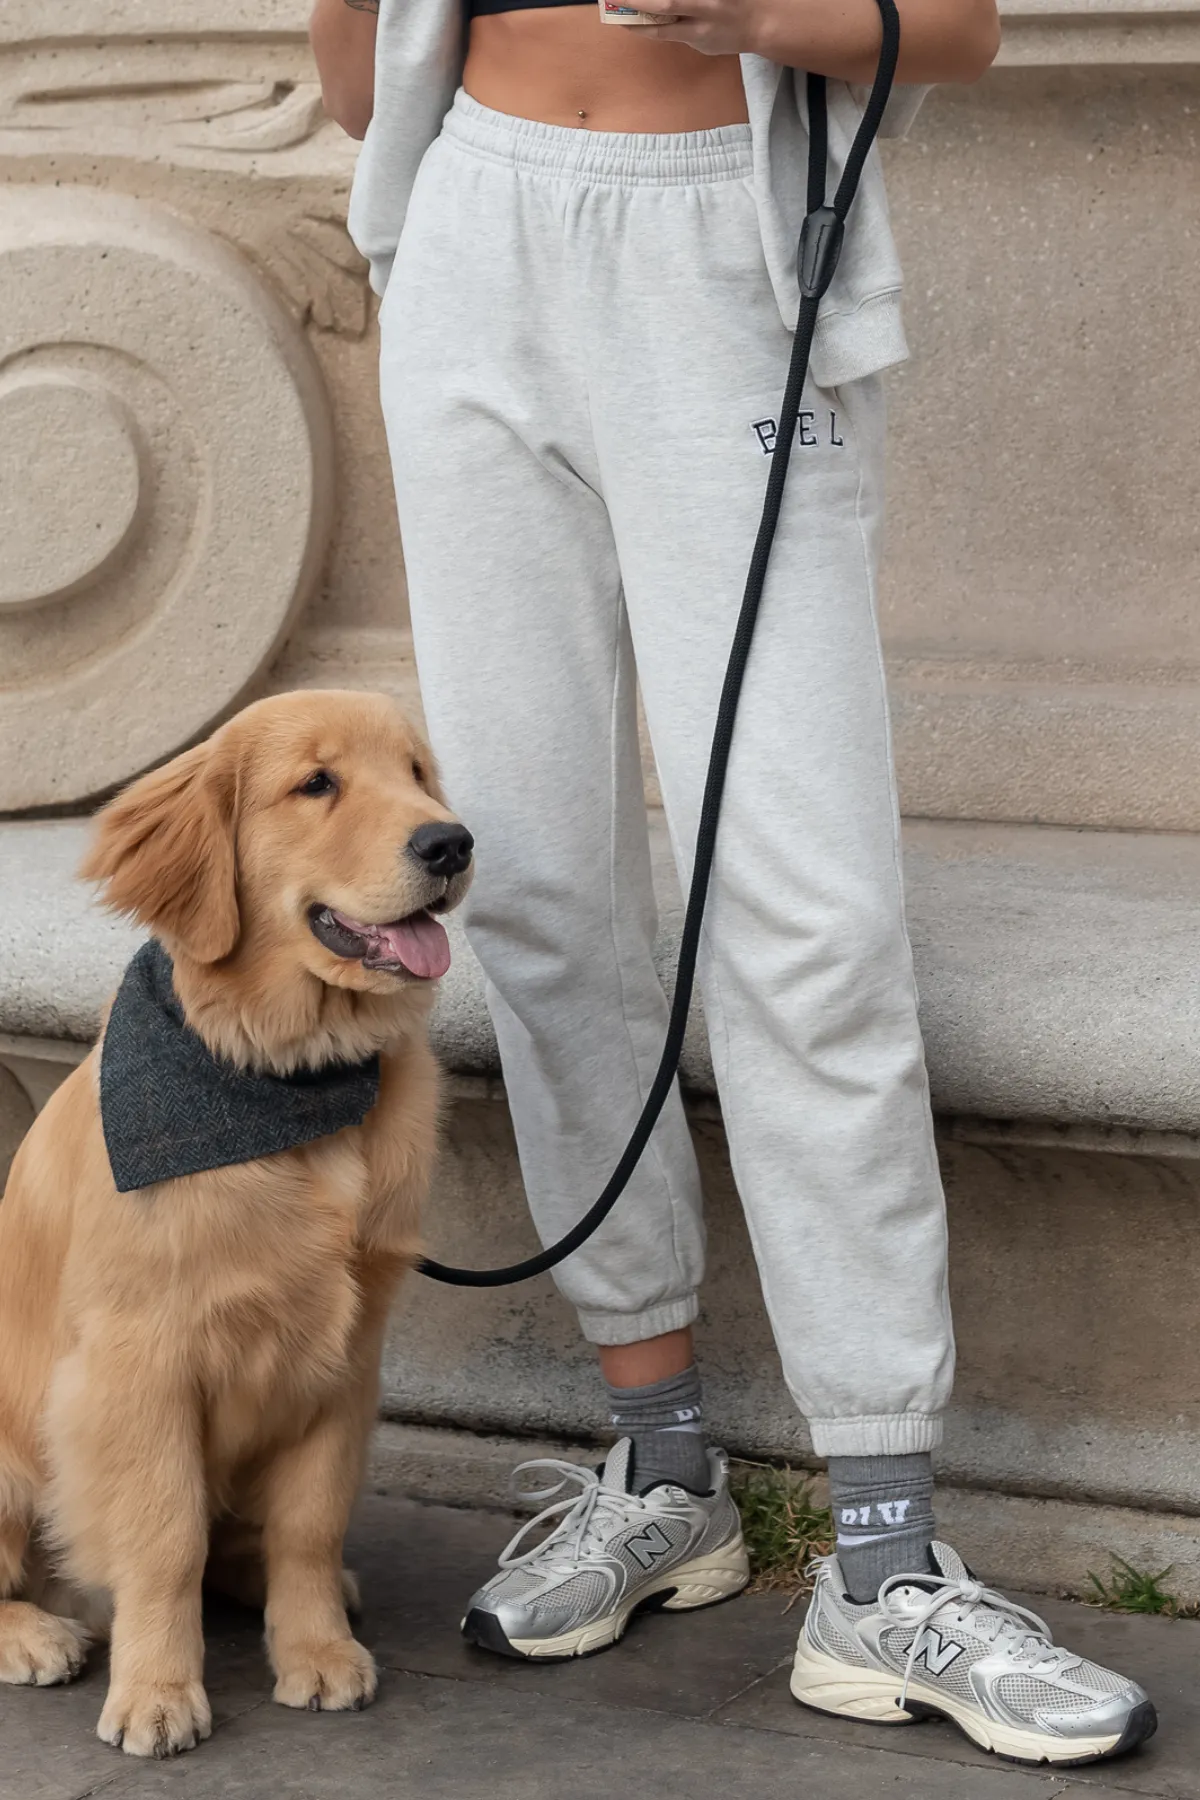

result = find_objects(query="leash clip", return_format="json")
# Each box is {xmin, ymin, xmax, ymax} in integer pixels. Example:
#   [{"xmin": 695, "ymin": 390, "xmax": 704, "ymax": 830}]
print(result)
[{"xmin": 797, "ymin": 204, "xmax": 844, "ymax": 302}]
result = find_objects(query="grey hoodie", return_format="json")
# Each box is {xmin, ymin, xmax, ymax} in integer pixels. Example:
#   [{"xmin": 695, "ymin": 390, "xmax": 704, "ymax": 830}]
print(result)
[{"xmin": 347, "ymin": 0, "xmax": 927, "ymax": 387}]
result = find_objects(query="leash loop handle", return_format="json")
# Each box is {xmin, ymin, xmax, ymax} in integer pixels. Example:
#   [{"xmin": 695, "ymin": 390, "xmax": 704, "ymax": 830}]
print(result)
[{"xmin": 419, "ymin": 0, "xmax": 900, "ymax": 1288}]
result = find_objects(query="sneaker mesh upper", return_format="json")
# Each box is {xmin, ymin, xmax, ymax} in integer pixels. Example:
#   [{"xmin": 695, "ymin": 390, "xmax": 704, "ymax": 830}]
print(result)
[
  {"xmin": 1073, "ymin": 1661, "xmax": 1130, "ymax": 1697},
  {"xmin": 996, "ymin": 1675, "xmax": 1099, "ymax": 1717},
  {"xmin": 542, "ymin": 1570, "xmax": 612, "ymax": 1623},
  {"xmin": 880, "ymin": 1617, "xmax": 1119, "ymax": 1715},
  {"xmin": 482, "ymin": 1566, "xmax": 544, "ymax": 1602},
  {"xmin": 809, "ymin": 1610, "xmax": 866, "ymax": 1667}
]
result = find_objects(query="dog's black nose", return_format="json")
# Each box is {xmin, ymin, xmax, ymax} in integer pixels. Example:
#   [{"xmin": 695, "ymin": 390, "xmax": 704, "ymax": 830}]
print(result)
[{"xmin": 408, "ymin": 822, "xmax": 474, "ymax": 879}]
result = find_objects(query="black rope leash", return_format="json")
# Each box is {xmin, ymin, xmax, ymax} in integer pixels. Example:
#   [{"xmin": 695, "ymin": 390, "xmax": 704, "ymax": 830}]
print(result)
[{"xmin": 419, "ymin": 0, "xmax": 901, "ymax": 1287}]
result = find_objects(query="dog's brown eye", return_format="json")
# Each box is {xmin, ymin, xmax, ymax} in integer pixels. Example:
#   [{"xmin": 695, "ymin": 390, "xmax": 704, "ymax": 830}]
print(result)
[
  {"xmin": 297, "ymin": 769, "xmax": 337, "ymax": 798},
  {"xmin": 411, "ymin": 759, "xmax": 425, "ymax": 786}
]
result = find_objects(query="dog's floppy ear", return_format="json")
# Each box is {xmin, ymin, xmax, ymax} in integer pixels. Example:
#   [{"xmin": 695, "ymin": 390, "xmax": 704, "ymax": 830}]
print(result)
[{"xmin": 82, "ymin": 738, "xmax": 240, "ymax": 964}]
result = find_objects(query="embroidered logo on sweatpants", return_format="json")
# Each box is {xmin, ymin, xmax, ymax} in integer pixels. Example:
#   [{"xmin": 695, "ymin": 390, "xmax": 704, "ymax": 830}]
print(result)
[{"xmin": 751, "ymin": 410, "xmax": 844, "ymax": 455}]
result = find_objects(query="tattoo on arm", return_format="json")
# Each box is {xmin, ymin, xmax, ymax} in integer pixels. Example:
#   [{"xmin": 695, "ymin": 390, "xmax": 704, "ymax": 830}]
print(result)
[{"xmin": 344, "ymin": 0, "xmax": 380, "ymax": 11}]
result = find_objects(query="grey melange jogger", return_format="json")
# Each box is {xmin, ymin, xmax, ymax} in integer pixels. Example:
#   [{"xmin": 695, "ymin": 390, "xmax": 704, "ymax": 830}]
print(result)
[{"xmin": 379, "ymin": 92, "xmax": 955, "ymax": 1458}]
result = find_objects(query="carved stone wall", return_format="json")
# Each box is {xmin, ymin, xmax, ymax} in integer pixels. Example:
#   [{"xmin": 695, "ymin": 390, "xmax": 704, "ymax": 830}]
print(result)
[
  {"xmin": 0, "ymin": 189, "xmax": 333, "ymax": 806},
  {"xmin": 2, "ymin": 4, "xmax": 1199, "ymax": 1572},
  {"xmin": 0, "ymin": 1, "xmax": 405, "ymax": 810},
  {"xmin": 1, "ymin": 3, "xmax": 1197, "ymax": 824},
  {"xmin": 883, "ymin": 42, "xmax": 1200, "ymax": 831}
]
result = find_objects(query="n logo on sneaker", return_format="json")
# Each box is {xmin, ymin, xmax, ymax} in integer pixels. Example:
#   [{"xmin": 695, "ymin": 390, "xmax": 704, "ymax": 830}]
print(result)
[
  {"xmin": 912, "ymin": 1628, "xmax": 965, "ymax": 1677},
  {"xmin": 626, "ymin": 1522, "xmax": 674, "ymax": 1571}
]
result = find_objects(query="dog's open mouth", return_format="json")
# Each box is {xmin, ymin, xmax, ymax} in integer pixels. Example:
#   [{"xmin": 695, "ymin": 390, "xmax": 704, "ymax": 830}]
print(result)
[{"xmin": 309, "ymin": 905, "xmax": 452, "ymax": 980}]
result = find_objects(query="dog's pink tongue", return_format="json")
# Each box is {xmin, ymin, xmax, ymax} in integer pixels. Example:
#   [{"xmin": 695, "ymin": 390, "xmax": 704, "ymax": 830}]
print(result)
[{"xmin": 375, "ymin": 913, "xmax": 451, "ymax": 980}]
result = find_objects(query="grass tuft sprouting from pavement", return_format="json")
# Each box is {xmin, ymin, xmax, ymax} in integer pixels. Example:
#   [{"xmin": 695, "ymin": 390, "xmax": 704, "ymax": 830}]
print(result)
[
  {"xmin": 1087, "ymin": 1555, "xmax": 1199, "ymax": 1620},
  {"xmin": 729, "ymin": 1462, "xmax": 834, "ymax": 1595}
]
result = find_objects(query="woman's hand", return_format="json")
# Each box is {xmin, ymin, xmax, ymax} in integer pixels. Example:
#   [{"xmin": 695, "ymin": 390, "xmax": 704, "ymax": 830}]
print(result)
[
  {"xmin": 310, "ymin": 0, "xmax": 379, "ymax": 141},
  {"xmin": 628, "ymin": 0, "xmax": 1001, "ymax": 85}
]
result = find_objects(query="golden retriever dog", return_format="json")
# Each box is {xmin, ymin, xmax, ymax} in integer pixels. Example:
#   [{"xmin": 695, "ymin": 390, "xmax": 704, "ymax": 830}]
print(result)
[{"xmin": 0, "ymin": 689, "xmax": 472, "ymax": 1757}]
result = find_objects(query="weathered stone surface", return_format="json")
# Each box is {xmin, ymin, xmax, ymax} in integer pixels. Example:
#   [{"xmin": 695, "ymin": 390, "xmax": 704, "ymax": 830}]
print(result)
[
  {"xmin": 997, "ymin": 0, "xmax": 1200, "ymax": 64},
  {"xmin": 0, "ymin": 187, "xmax": 333, "ymax": 808},
  {"xmin": 883, "ymin": 66, "xmax": 1200, "ymax": 829},
  {"xmin": 368, "ymin": 1421, "xmax": 1200, "ymax": 1604},
  {"xmin": 7, "ymin": 813, "xmax": 1200, "ymax": 1138},
  {"xmin": 0, "ymin": 1061, "xmax": 33, "ymax": 1191},
  {"xmin": 0, "ymin": 377, "xmax": 143, "ymax": 610},
  {"xmin": 379, "ymin": 1085, "xmax": 1200, "ymax": 1518},
  {"xmin": 2, "ymin": 8, "xmax": 1198, "ymax": 829},
  {"xmin": 0, "ymin": 0, "xmax": 391, "ymax": 798},
  {"xmin": 0, "ymin": 823, "xmax": 142, "ymax": 1045}
]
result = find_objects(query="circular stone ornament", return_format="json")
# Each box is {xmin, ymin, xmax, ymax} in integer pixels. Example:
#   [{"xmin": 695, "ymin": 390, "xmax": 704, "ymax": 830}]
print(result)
[
  {"xmin": 0, "ymin": 374, "xmax": 144, "ymax": 611},
  {"xmin": 0, "ymin": 187, "xmax": 334, "ymax": 810}
]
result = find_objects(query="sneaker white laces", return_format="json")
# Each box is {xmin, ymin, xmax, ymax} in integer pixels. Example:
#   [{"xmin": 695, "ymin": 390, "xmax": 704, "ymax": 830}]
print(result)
[
  {"xmin": 497, "ymin": 1459, "xmax": 650, "ymax": 1575},
  {"xmin": 874, "ymin": 1571, "xmax": 1083, "ymax": 1713}
]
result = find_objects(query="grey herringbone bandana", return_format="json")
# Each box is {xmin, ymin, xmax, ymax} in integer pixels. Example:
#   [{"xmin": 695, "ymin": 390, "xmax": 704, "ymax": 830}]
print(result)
[{"xmin": 100, "ymin": 941, "xmax": 380, "ymax": 1194}]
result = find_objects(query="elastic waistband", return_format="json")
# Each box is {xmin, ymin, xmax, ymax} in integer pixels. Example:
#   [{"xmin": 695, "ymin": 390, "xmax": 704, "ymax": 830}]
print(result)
[{"xmin": 442, "ymin": 89, "xmax": 753, "ymax": 186}]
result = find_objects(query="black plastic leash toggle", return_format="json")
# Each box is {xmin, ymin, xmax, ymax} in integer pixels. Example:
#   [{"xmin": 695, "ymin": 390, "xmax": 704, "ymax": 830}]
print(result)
[{"xmin": 797, "ymin": 204, "xmax": 845, "ymax": 302}]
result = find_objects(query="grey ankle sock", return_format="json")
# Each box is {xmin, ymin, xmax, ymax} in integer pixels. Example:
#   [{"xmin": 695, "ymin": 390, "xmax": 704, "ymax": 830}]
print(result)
[
  {"xmin": 605, "ymin": 1365, "xmax": 710, "ymax": 1495},
  {"xmin": 827, "ymin": 1453, "xmax": 936, "ymax": 1604}
]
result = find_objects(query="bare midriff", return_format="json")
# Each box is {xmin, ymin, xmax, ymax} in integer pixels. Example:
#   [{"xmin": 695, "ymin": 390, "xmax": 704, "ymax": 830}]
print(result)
[{"xmin": 463, "ymin": 7, "xmax": 749, "ymax": 133}]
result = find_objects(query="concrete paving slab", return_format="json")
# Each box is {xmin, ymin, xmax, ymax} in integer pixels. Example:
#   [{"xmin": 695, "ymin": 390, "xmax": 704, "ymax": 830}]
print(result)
[
  {"xmin": 347, "ymin": 1492, "xmax": 798, "ymax": 1718},
  {"xmin": 1031, "ymin": 1598, "xmax": 1200, "ymax": 1799},
  {"xmin": 1, "ymin": 1664, "xmax": 120, "ymax": 1800},
  {"xmin": 2, "ymin": 1493, "xmax": 1190, "ymax": 1800},
  {"xmin": 0, "ymin": 1598, "xmax": 282, "ymax": 1800},
  {"xmin": 85, "ymin": 1669, "xmax": 1095, "ymax": 1800}
]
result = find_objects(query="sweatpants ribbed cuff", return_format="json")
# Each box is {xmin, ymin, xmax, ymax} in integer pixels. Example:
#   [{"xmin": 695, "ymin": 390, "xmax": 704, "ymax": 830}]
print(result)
[
  {"xmin": 809, "ymin": 1412, "xmax": 944, "ymax": 1457},
  {"xmin": 576, "ymin": 1295, "xmax": 700, "ymax": 1347}
]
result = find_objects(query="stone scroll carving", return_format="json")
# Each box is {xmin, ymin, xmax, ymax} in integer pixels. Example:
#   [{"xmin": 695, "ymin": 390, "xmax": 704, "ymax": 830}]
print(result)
[
  {"xmin": 0, "ymin": 34, "xmax": 371, "ymax": 336},
  {"xmin": 0, "ymin": 186, "xmax": 334, "ymax": 810}
]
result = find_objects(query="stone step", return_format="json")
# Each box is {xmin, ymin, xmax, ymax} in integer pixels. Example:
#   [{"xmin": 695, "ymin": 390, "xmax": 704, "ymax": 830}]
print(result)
[
  {"xmin": 368, "ymin": 1421, "xmax": 1200, "ymax": 1606},
  {"xmin": 5, "ymin": 812, "xmax": 1200, "ymax": 1139},
  {"xmin": 3, "ymin": 814, "xmax": 1200, "ymax": 1588}
]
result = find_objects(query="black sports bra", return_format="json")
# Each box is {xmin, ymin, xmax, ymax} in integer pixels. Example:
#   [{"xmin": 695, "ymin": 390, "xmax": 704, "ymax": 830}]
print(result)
[{"xmin": 471, "ymin": 0, "xmax": 595, "ymax": 16}]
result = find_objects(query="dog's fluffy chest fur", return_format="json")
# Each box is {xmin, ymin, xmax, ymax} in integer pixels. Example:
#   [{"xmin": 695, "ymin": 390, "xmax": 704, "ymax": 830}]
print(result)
[
  {"xmin": 56, "ymin": 1039, "xmax": 434, "ymax": 1492},
  {"xmin": 196, "ymin": 1134, "xmax": 399, "ymax": 1478}
]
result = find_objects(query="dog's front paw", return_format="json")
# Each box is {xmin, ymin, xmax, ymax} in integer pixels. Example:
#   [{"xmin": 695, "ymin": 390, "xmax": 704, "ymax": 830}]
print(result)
[
  {"xmin": 98, "ymin": 1681, "xmax": 212, "ymax": 1757},
  {"xmin": 273, "ymin": 1636, "xmax": 377, "ymax": 1712},
  {"xmin": 0, "ymin": 1603, "xmax": 90, "ymax": 1686}
]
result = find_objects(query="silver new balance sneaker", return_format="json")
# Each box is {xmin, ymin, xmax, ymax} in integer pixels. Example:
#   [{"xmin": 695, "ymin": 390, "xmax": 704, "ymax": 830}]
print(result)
[
  {"xmin": 791, "ymin": 1541, "xmax": 1157, "ymax": 1767},
  {"xmin": 462, "ymin": 1439, "xmax": 749, "ymax": 1661}
]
